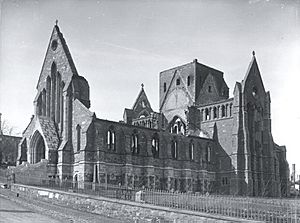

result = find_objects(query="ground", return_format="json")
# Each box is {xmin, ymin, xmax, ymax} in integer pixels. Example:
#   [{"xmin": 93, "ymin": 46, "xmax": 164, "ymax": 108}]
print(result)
[{"xmin": 0, "ymin": 188, "xmax": 122, "ymax": 223}]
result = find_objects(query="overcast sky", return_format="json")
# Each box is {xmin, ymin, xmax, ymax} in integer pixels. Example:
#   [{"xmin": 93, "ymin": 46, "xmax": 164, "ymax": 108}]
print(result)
[{"xmin": 0, "ymin": 0, "xmax": 299, "ymax": 174}]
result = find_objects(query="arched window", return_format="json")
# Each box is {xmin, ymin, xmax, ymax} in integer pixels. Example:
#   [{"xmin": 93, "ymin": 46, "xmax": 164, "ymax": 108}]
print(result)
[
  {"xmin": 76, "ymin": 125, "xmax": 81, "ymax": 152},
  {"xmin": 171, "ymin": 139, "xmax": 178, "ymax": 159},
  {"xmin": 221, "ymin": 105, "xmax": 226, "ymax": 117},
  {"xmin": 189, "ymin": 141, "xmax": 194, "ymax": 161},
  {"xmin": 170, "ymin": 117, "xmax": 185, "ymax": 135},
  {"xmin": 107, "ymin": 127, "xmax": 116, "ymax": 150},
  {"xmin": 50, "ymin": 62, "xmax": 57, "ymax": 120},
  {"xmin": 176, "ymin": 78, "xmax": 180, "ymax": 86},
  {"xmin": 213, "ymin": 107, "xmax": 217, "ymax": 119},
  {"xmin": 163, "ymin": 82, "xmax": 167, "ymax": 92},
  {"xmin": 42, "ymin": 89, "xmax": 46, "ymax": 116},
  {"xmin": 226, "ymin": 104, "xmax": 229, "ymax": 117},
  {"xmin": 56, "ymin": 72, "xmax": 61, "ymax": 123},
  {"xmin": 187, "ymin": 76, "xmax": 191, "ymax": 86},
  {"xmin": 229, "ymin": 104, "xmax": 233, "ymax": 117},
  {"xmin": 60, "ymin": 82, "xmax": 65, "ymax": 131},
  {"xmin": 131, "ymin": 131, "xmax": 139, "ymax": 154},
  {"xmin": 206, "ymin": 145, "xmax": 211, "ymax": 162},
  {"xmin": 205, "ymin": 108, "xmax": 210, "ymax": 121},
  {"xmin": 151, "ymin": 134, "xmax": 159, "ymax": 158}
]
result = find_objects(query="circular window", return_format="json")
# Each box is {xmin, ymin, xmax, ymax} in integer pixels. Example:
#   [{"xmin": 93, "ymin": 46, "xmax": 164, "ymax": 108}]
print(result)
[
  {"xmin": 51, "ymin": 39, "xmax": 58, "ymax": 51},
  {"xmin": 252, "ymin": 87, "xmax": 258, "ymax": 97}
]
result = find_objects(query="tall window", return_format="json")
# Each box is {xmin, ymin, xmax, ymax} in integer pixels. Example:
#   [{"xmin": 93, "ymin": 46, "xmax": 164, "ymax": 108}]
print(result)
[
  {"xmin": 151, "ymin": 134, "xmax": 159, "ymax": 158},
  {"xmin": 205, "ymin": 108, "xmax": 210, "ymax": 121},
  {"xmin": 76, "ymin": 125, "xmax": 81, "ymax": 152},
  {"xmin": 163, "ymin": 82, "xmax": 167, "ymax": 92},
  {"xmin": 206, "ymin": 146, "xmax": 211, "ymax": 162},
  {"xmin": 171, "ymin": 140, "xmax": 178, "ymax": 159},
  {"xmin": 131, "ymin": 132, "xmax": 139, "ymax": 154},
  {"xmin": 176, "ymin": 78, "xmax": 180, "ymax": 86},
  {"xmin": 107, "ymin": 128, "xmax": 116, "ymax": 150},
  {"xmin": 50, "ymin": 62, "xmax": 57, "ymax": 121},
  {"xmin": 221, "ymin": 105, "xmax": 226, "ymax": 117},
  {"xmin": 189, "ymin": 141, "xmax": 194, "ymax": 161},
  {"xmin": 187, "ymin": 76, "xmax": 191, "ymax": 86},
  {"xmin": 213, "ymin": 107, "xmax": 217, "ymax": 119}
]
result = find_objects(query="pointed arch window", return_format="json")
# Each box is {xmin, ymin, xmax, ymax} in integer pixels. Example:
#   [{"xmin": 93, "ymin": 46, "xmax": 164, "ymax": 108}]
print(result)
[
  {"xmin": 107, "ymin": 127, "xmax": 116, "ymax": 151},
  {"xmin": 50, "ymin": 62, "xmax": 57, "ymax": 121},
  {"xmin": 151, "ymin": 134, "xmax": 159, "ymax": 158},
  {"xmin": 206, "ymin": 145, "xmax": 211, "ymax": 162},
  {"xmin": 76, "ymin": 125, "xmax": 81, "ymax": 152},
  {"xmin": 189, "ymin": 141, "xmax": 194, "ymax": 161},
  {"xmin": 170, "ymin": 117, "xmax": 185, "ymax": 135},
  {"xmin": 171, "ymin": 139, "xmax": 178, "ymax": 159},
  {"xmin": 131, "ymin": 131, "xmax": 139, "ymax": 154}
]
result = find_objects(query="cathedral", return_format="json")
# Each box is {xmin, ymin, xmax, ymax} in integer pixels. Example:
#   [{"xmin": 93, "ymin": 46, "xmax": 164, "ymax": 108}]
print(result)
[{"xmin": 16, "ymin": 24, "xmax": 289, "ymax": 197}]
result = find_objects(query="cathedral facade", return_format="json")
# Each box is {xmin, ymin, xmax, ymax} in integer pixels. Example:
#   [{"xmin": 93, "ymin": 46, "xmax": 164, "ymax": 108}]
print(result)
[{"xmin": 17, "ymin": 24, "xmax": 289, "ymax": 197}]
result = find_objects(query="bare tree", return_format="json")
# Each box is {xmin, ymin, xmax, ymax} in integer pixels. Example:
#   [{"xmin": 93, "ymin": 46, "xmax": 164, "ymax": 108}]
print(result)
[
  {"xmin": 0, "ymin": 114, "xmax": 21, "ymax": 136},
  {"xmin": 1, "ymin": 119, "xmax": 15, "ymax": 135}
]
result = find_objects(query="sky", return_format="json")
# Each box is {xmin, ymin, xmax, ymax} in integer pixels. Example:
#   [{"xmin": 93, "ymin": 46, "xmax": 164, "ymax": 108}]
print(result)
[{"xmin": 0, "ymin": 0, "xmax": 299, "ymax": 175}]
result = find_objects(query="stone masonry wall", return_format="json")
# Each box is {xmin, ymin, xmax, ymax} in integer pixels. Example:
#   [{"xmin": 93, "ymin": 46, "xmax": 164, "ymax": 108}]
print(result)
[{"xmin": 11, "ymin": 184, "xmax": 258, "ymax": 222}]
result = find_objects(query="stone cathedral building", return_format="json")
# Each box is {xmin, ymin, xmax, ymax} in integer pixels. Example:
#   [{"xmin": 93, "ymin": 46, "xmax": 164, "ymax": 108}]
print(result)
[{"xmin": 16, "ymin": 24, "xmax": 289, "ymax": 197}]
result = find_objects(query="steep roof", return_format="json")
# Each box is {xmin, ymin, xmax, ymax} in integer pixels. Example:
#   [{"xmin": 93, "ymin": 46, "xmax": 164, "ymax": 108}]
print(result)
[
  {"xmin": 36, "ymin": 23, "xmax": 78, "ymax": 89},
  {"xmin": 132, "ymin": 84, "xmax": 153, "ymax": 111},
  {"xmin": 241, "ymin": 51, "xmax": 266, "ymax": 93}
]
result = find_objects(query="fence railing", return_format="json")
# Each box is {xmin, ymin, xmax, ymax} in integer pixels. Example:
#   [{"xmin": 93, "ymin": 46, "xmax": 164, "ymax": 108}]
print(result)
[{"xmin": 0, "ymin": 172, "xmax": 299, "ymax": 223}]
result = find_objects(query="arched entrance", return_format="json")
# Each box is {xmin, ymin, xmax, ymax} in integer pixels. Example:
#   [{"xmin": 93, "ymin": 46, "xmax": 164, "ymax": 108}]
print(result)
[{"xmin": 30, "ymin": 131, "xmax": 46, "ymax": 164}]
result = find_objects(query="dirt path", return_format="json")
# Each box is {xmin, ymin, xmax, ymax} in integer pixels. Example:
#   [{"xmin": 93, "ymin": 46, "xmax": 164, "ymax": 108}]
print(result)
[{"xmin": 0, "ymin": 188, "xmax": 123, "ymax": 223}]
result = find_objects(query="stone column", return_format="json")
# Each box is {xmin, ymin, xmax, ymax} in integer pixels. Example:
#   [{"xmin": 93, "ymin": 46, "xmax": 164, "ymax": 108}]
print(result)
[{"xmin": 219, "ymin": 105, "xmax": 222, "ymax": 118}]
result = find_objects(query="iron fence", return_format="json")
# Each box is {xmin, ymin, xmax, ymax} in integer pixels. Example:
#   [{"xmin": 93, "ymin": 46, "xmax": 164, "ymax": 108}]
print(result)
[{"xmin": 0, "ymin": 171, "xmax": 299, "ymax": 222}]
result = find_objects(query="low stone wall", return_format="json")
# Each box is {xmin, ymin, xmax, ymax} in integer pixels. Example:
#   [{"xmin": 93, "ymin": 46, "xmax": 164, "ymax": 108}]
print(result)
[{"xmin": 11, "ymin": 184, "xmax": 260, "ymax": 222}]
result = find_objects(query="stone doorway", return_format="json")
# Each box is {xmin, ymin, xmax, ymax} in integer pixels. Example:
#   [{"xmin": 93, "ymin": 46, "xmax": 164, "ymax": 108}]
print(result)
[{"xmin": 30, "ymin": 131, "xmax": 46, "ymax": 164}]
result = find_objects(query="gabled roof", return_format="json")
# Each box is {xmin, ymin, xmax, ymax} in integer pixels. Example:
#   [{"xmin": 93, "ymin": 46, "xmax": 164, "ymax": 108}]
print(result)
[
  {"xmin": 36, "ymin": 24, "xmax": 78, "ymax": 89},
  {"xmin": 195, "ymin": 62, "xmax": 228, "ymax": 101},
  {"xmin": 242, "ymin": 51, "xmax": 266, "ymax": 93},
  {"xmin": 55, "ymin": 25, "xmax": 78, "ymax": 76},
  {"xmin": 132, "ymin": 84, "xmax": 153, "ymax": 111}
]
